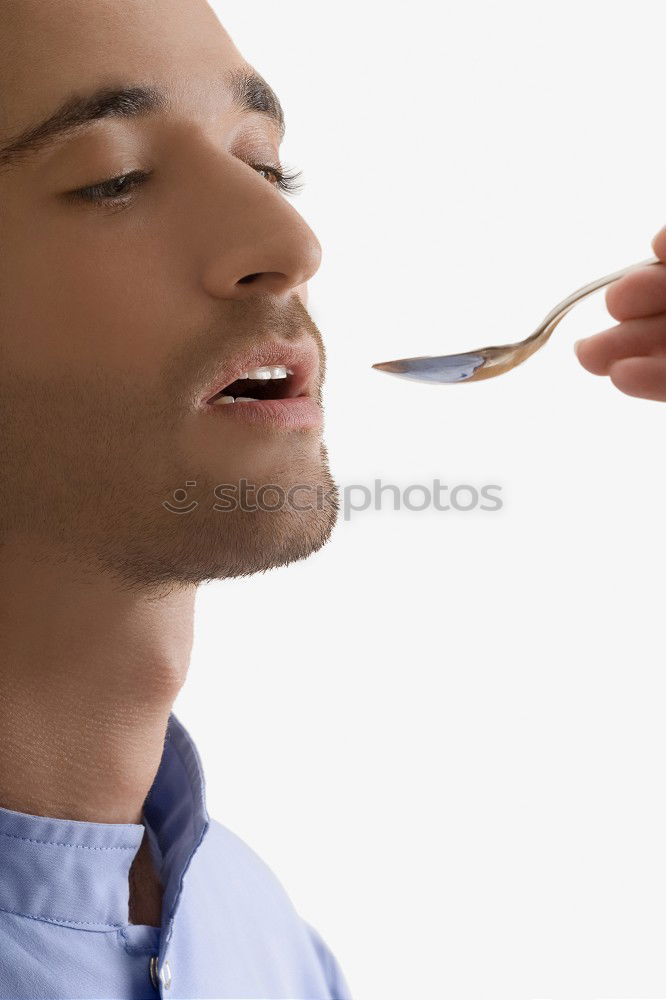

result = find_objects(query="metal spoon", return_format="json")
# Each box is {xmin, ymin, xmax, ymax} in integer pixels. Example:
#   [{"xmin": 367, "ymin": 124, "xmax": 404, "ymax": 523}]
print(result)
[{"xmin": 372, "ymin": 255, "xmax": 661, "ymax": 384}]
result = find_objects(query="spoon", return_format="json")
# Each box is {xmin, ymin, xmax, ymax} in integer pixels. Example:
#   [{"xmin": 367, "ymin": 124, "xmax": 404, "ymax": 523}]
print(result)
[{"xmin": 372, "ymin": 255, "xmax": 661, "ymax": 384}]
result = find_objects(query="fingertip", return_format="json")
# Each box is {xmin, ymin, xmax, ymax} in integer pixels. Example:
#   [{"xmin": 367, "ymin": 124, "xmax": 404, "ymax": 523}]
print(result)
[
  {"xmin": 604, "ymin": 277, "xmax": 629, "ymax": 321},
  {"xmin": 651, "ymin": 225, "xmax": 666, "ymax": 261},
  {"xmin": 573, "ymin": 334, "xmax": 610, "ymax": 375}
]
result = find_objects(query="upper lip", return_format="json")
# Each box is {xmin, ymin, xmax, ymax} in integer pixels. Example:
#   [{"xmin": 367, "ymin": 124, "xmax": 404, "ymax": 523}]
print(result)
[{"xmin": 199, "ymin": 338, "xmax": 320, "ymax": 406}]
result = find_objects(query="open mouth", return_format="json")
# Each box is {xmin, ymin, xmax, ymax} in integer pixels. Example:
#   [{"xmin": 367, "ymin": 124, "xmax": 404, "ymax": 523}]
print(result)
[
  {"xmin": 199, "ymin": 346, "xmax": 322, "ymax": 429},
  {"xmin": 207, "ymin": 365, "xmax": 296, "ymax": 405}
]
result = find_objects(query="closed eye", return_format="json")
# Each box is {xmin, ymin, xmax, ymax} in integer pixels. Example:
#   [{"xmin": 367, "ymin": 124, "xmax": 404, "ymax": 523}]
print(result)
[
  {"xmin": 66, "ymin": 160, "xmax": 305, "ymax": 208},
  {"xmin": 252, "ymin": 163, "xmax": 305, "ymax": 195},
  {"xmin": 66, "ymin": 169, "xmax": 150, "ymax": 206}
]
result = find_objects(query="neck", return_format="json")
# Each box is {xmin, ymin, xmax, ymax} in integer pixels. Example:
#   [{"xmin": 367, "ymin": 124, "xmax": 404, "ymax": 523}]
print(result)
[{"xmin": 0, "ymin": 540, "xmax": 196, "ymax": 825}]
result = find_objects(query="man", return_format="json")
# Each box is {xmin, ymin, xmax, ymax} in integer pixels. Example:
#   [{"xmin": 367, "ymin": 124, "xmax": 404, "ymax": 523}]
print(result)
[
  {"xmin": 0, "ymin": 0, "xmax": 346, "ymax": 997},
  {"xmin": 0, "ymin": 0, "xmax": 665, "ymax": 998}
]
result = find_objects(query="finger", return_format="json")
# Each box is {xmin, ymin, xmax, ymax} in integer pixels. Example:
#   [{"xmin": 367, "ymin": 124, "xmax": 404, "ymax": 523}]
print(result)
[
  {"xmin": 651, "ymin": 224, "xmax": 666, "ymax": 262},
  {"xmin": 574, "ymin": 314, "xmax": 666, "ymax": 375},
  {"xmin": 605, "ymin": 262, "xmax": 666, "ymax": 320},
  {"xmin": 608, "ymin": 356, "xmax": 666, "ymax": 402}
]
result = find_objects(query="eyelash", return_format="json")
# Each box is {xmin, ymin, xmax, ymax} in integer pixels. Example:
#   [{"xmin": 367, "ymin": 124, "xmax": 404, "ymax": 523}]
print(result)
[{"xmin": 70, "ymin": 162, "xmax": 305, "ymax": 208}]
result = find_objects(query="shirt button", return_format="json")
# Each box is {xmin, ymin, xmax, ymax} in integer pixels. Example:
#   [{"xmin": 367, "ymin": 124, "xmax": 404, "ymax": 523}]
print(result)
[{"xmin": 149, "ymin": 956, "xmax": 172, "ymax": 991}]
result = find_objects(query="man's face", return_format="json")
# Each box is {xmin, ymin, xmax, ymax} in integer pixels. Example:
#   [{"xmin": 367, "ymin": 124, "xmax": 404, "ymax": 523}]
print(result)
[{"xmin": 0, "ymin": 0, "xmax": 338, "ymax": 588}]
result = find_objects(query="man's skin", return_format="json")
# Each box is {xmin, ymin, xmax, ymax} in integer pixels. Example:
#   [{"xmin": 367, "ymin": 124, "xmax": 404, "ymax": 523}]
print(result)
[
  {"xmin": 0, "ymin": 0, "xmax": 338, "ymax": 927},
  {"xmin": 0, "ymin": 0, "xmax": 664, "ymax": 935}
]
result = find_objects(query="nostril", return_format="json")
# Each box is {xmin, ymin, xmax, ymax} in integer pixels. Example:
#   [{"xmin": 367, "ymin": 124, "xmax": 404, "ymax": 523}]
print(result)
[{"xmin": 237, "ymin": 273, "xmax": 261, "ymax": 285}]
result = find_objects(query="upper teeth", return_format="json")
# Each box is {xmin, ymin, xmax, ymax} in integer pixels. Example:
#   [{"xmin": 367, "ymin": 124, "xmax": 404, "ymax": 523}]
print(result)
[{"xmin": 240, "ymin": 366, "xmax": 290, "ymax": 380}]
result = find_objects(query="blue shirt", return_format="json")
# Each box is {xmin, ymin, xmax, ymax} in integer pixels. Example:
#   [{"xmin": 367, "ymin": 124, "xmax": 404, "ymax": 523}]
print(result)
[{"xmin": 0, "ymin": 712, "xmax": 351, "ymax": 999}]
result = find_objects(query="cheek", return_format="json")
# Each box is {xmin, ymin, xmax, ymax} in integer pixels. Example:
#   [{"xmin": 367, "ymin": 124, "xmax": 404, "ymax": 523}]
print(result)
[{"xmin": 2, "ymin": 220, "xmax": 181, "ymax": 379}]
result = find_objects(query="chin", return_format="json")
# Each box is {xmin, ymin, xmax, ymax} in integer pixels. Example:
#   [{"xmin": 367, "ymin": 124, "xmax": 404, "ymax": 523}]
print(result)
[
  {"xmin": 195, "ymin": 497, "xmax": 339, "ymax": 583},
  {"xmin": 94, "ymin": 447, "xmax": 340, "ymax": 591}
]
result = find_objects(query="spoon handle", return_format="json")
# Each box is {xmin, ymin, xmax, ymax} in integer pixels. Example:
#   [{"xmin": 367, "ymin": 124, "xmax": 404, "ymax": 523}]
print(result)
[{"xmin": 536, "ymin": 255, "xmax": 661, "ymax": 337}]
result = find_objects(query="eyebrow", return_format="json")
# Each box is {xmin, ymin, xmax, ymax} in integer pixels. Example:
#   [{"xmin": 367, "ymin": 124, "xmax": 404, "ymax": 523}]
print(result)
[{"xmin": 0, "ymin": 67, "xmax": 286, "ymax": 170}]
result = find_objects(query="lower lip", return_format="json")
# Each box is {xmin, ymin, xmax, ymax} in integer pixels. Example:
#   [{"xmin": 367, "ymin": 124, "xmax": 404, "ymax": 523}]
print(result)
[{"xmin": 204, "ymin": 396, "xmax": 322, "ymax": 429}]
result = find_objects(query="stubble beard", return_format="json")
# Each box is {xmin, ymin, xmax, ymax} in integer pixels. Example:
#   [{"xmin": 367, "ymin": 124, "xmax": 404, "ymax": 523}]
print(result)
[{"xmin": 0, "ymin": 364, "xmax": 340, "ymax": 594}]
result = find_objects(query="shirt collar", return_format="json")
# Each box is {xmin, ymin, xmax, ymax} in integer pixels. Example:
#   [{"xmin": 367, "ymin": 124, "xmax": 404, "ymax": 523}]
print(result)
[{"xmin": 0, "ymin": 712, "xmax": 210, "ymax": 932}]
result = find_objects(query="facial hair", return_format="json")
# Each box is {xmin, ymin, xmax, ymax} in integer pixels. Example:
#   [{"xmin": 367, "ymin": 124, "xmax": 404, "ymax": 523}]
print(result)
[{"xmin": 0, "ymin": 294, "xmax": 339, "ymax": 593}]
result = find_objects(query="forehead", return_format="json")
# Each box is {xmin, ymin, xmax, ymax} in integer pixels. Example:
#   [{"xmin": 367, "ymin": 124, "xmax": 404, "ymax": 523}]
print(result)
[{"xmin": 0, "ymin": 0, "xmax": 245, "ymax": 141}]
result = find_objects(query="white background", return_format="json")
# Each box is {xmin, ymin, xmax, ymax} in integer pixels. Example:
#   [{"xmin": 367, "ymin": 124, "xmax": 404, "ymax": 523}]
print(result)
[{"xmin": 174, "ymin": 3, "xmax": 666, "ymax": 997}]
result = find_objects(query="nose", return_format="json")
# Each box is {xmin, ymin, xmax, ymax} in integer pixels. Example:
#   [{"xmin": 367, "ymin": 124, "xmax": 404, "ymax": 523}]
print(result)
[{"xmin": 199, "ymin": 154, "xmax": 323, "ymax": 301}]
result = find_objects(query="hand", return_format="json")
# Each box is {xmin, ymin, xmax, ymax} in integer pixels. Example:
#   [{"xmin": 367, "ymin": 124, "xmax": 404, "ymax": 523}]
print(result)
[{"xmin": 574, "ymin": 227, "xmax": 666, "ymax": 401}]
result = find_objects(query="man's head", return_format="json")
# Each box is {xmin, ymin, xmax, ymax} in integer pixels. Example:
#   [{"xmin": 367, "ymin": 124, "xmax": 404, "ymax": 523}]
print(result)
[{"xmin": 0, "ymin": 0, "xmax": 338, "ymax": 591}]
